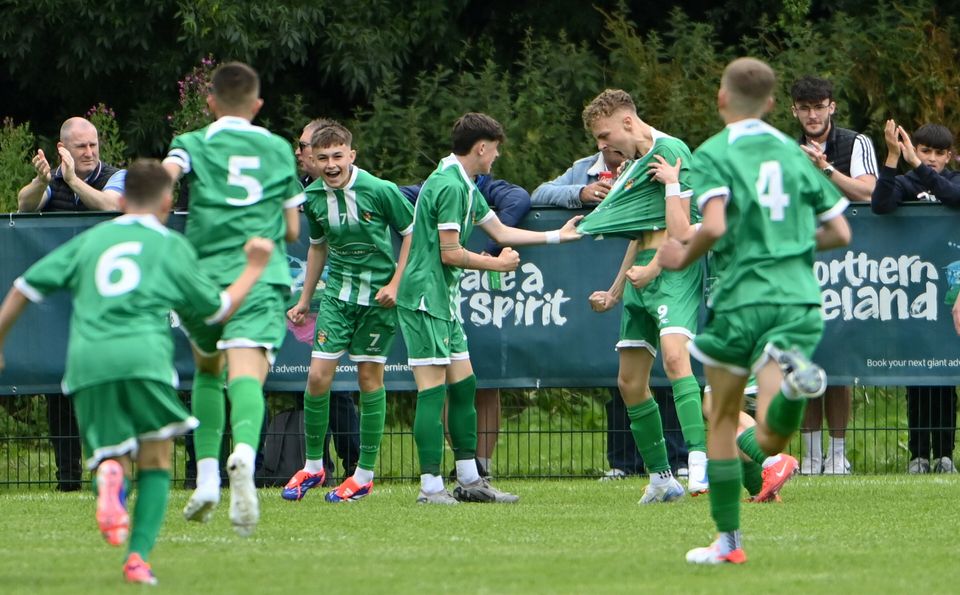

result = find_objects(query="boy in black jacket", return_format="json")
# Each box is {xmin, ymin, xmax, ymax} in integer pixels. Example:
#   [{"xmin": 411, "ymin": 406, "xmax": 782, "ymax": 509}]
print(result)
[{"xmin": 872, "ymin": 121, "xmax": 960, "ymax": 212}]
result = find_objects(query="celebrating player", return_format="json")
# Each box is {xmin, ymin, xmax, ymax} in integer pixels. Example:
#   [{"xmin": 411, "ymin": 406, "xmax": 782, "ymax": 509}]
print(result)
[
  {"xmin": 163, "ymin": 62, "xmax": 305, "ymax": 536},
  {"xmin": 579, "ymin": 89, "xmax": 709, "ymax": 501},
  {"xmin": 282, "ymin": 122, "xmax": 414, "ymax": 502},
  {"xmin": 396, "ymin": 112, "xmax": 582, "ymax": 504},
  {"xmin": 0, "ymin": 160, "xmax": 273, "ymax": 584},
  {"xmin": 658, "ymin": 57, "xmax": 851, "ymax": 564}
]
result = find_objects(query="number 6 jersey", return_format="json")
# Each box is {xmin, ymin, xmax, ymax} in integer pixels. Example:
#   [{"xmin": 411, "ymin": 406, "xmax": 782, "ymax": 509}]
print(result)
[{"xmin": 15, "ymin": 214, "xmax": 228, "ymax": 393}]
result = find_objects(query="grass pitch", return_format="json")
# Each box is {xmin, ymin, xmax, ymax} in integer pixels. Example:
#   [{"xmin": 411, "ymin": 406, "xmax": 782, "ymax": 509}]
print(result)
[{"xmin": 1, "ymin": 476, "xmax": 958, "ymax": 594}]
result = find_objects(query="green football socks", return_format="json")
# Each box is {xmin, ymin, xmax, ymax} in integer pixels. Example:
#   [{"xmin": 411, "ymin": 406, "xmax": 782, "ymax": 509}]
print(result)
[
  {"xmin": 413, "ymin": 385, "xmax": 446, "ymax": 475},
  {"xmin": 672, "ymin": 375, "xmax": 706, "ymax": 452},
  {"xmin": 357, "ymin": 387, "xmax": 387, "ymax": 471},
  {"xmin": 626, "ymin": 398, "xmax": 671, "ymax": 473},
  {"xmin": 447, "ymin": 374, "xmax": 478, "ymax": 461},
  {"xmin": 741, "ymin": 460, "xmax": 763, "ymax": 496},
  {"xmin": 303, "ymin": 389, "xmax": 331, "ymax": 461},
  {"xmin": 191, "ymin": 371, "xmax": 226, "ymax": 460},
  {"xmin": 736, "ymin": 426, "xmax": 767, "ymax": 465},
  {"xmin": 708, "ymin": 459, "xmax": 742, "ymax": 532},
  {"xmin": 766, "ymin": 392, "xmax": 807, "ymax": 438},
  {"xmin": 226, "ymin": 376, "xmax": 264, "ymax": 449},
  {"xmin": 128, "ymin": 469, "xmax": 170, "ymax": 560}
]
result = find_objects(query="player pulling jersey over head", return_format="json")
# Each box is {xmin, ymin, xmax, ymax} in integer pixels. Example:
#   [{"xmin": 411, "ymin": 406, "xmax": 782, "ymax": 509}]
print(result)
[
  {"xmin": 162, "ymin": 61, "xmax": 305, "ymax": 537},
  {"xmin": 580, "ymin": 89, "xmax": 709, "ymax": 500}
]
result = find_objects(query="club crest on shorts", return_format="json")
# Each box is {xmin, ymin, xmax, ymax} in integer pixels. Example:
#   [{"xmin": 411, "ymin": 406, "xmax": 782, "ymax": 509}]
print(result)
[{"xmin": 316, "ymin": 329, "xmax": 328, "ymax": 345}]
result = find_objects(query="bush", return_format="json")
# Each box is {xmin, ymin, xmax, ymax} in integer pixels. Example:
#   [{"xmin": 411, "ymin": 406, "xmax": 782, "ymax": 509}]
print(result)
[
  {"xmin": 0, "ymin": 118, "xmax": 37, "ymax": 213},
  {"xmin": 85, "ymin": 103, "xmax": 128, "ymax": 167}
]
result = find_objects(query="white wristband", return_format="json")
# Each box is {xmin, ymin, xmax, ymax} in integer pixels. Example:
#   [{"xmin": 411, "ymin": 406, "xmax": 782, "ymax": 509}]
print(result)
[
  {"xmin": 545, "ymin": 230, "xmax": 561, "ymax": 244},
  {"xmin": 665, "ymin": 182, "xmax": 681, "ymax": 198}
]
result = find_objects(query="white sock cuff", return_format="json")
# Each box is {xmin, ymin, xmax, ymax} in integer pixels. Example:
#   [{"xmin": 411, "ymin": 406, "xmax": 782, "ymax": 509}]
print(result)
[{"xmin": 197, "ymin": 458, "xmax": 221, "ymax": 486}]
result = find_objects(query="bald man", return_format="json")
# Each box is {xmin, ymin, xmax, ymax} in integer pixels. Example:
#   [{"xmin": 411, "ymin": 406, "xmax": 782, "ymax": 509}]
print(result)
[{"xmin": 17, "ymin": 117, "xmax": 125, "ymax": 212}]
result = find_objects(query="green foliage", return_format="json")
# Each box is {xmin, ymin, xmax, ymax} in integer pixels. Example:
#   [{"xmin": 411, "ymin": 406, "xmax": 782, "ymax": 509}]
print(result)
[
  {"xmin": 0, "ymin": 118, "xmax": 37, "ymax": 213},
  {"xmin": 85, "ymin": 104, "xmax": 128, "ymax": 167}
]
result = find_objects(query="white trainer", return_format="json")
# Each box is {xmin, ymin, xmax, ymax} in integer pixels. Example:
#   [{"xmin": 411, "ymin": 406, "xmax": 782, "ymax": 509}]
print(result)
[
  {"xmin": 227, "ymin": 452, "xmax": 259, "ymax": 537},
  {"xmin": 685, "ymin": 538, "xmax": 747, "ymax": 565},
  {"xmin": 687, "ymin": 452, "xmax": 709, "ymax": 495},
  {"xmin": 800, "ymin": 456, "xmax": 822, "ymax": 475},
  {"xmin": 183, "ymin": 483, "xmax": 220, "ymax": 523},
  {"xmin": 638, "ymin": 477, "xmax": 684, "ymax": 504},
  {"xmin": 821, "ymin": 454, "xmax": 851, "ymax": 475}
]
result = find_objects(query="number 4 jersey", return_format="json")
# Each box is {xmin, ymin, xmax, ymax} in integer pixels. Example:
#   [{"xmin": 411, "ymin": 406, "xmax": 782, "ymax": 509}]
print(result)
[
  {"xmin": 165, "ymin": 116, "xmax": 305, "ymax": 287},
  {"xmin": 690, "ymin": 118, "xmax": 847, "ymax": 313},
  {"xmin": 14, "ymin": 215, "xmax": 229, "ymax": 393}
]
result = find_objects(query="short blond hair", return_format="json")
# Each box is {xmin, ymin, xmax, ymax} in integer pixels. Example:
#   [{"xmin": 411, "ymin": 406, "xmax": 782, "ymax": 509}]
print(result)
[
  {"xmin": 581, "ymin": 89, "xmax": 637, "ymax": 130},
  {"xmin": 721, "ymin": 58, "xmax": 776, "ymax": 116}
]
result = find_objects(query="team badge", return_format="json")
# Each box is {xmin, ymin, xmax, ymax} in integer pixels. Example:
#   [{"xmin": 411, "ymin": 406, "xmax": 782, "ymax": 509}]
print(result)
[
  {"xmin": 624, "ymin": 178, "xmax": 635, "ymax": 191},
  {"xmin": 363, "ymin": 211, "xmax": 373, "ymax": 222},
  {"xmin": 316, "ymin": 329, "xmax": 328, "ymax": 345}
]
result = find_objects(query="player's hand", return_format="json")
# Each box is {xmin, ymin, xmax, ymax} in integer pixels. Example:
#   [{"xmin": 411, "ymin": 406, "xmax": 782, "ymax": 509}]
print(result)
[
  {"xmin": 658, "ymin": 238, "xmax": 687, "ymax": 270},
  {"xmin": 800, "ymin": 141, "xmax": 829, "ymax": 169},
  {"xmin": 286, "ymin": 301, "xmax": 309, "ymax": 325},
  {"xmin": 243, "ymin": 237, "xmax": 275, "ymax": 267},
  {"xmin": 626, "ymin": 264, "xmax": 658, "ymax": 289},
  {"xmin": 496, "ymin": 247, "xmax": 520, "ymax": 272},
  {"xmin": 897, "ymin": 125, "xmax": 921, "ymax": 168},
  {"xmin": 31, "ymin": 149, "xmax": 51, "ymax": 184},
  {"xmin": 953, "ymin": 297, "xmax": 960, "ymax": 335},
  {"xmin": 647, "ymin": 154, "xmax": 681, "ymax": 186},
  {"xmin": 57, "ymin": 145, "xmax": 77, "ymax": 184},
  {"xmin": 375, "ymin": 281, "xmax": 399, "ymax": 308},
  {"xmin": 588, "ymin": 290, "xmax": 618, "ymax": 313},
  {"xmin": 580, "ymin": 180, "xmax": 612, "ymax": 204},
  {"xmin": 559, "ymin": 215, "xmax": 584, "ymax": 242}
]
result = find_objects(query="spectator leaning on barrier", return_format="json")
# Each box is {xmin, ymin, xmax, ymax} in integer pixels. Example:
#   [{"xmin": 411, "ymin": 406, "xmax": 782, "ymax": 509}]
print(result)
[
  {"xmin": 17, "ymin": 117, "xmax": 125, "ymax": 213},
  {"xmin": 531, "ymin": 147, "xmax": 690, "ymax": 479},
  {"xmin": 791, "ymin": 75, "xmax": 879, "ymax": 475},
  {"xmin": 15, "ymin": 117, "xmax": 127, "ymax": 491},
  {"xmin": 872, "ymin": 120, "xmax": 959, "ymax": 474}
]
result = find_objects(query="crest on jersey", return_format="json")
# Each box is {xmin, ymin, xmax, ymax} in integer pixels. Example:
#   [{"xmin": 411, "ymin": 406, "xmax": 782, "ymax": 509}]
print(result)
[
  {"xmin": 363, "ymin": 211, "xmax": 373, "ymax": 222},
  {"xmin": 316, "ymin": 329, "xmax": 328, "ymax": 345},
  {"xmin": 624, "ymin": 177, "xmax": 635, "ymax": 191}
]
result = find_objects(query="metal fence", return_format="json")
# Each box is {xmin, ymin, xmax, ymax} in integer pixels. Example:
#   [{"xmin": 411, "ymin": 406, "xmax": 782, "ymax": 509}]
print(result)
[{"xmin": 1, "ymin": 386, "xmax": 955, "ymax": 489}]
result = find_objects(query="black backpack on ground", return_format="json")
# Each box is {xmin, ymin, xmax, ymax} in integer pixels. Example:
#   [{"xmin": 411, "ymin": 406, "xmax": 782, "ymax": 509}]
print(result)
[{"xmin": 255, "ymin": 409, "xmax": 306, "ymax": 487}]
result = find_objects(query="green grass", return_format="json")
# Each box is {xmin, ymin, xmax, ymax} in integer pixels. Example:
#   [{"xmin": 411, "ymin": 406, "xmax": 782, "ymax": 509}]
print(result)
[{"xmin": 1, "ymin": 476, "xmax": 959, "ymax": 594}]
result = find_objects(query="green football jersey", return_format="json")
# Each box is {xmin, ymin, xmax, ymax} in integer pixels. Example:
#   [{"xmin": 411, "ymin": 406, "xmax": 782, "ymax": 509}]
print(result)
[
  {"xmin": 15, "ymin": 214, "xmax": 227, "ymax": 393},
  {"xmin": 164, "ymin": 116, "xmax": 305, "ymax": 287},
  {"xmin": 305, "ymin": 166, "xmax": 414, "ymax": 306},
  {"xmin": 691, "ymin": 118, "xmax": 847, "ymax": 312},
  {"xmin": 577, "ymin": 129, "xmax": 699, "ymax": 238},
  {"xmin": 397, "ymin": 154, "xmax": 494, "ymax": 321}
]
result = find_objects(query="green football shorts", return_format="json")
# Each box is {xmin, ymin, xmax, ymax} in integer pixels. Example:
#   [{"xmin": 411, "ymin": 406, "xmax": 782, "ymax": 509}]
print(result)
[
  {"xmin": 397, "ymin": 307, "xmax": 469, "ymax": 366},
  {"xmin": 72, "ymin": 379, "xmax": 198, "ymax": 470},
  {"xmin": 311, "ymin": 293, "xmax": 399, "ymax": 363},
  {"xmin": 691, "ymin": 304, "xmax": 823, "ymax": 376},
  {"xmin": 178, "ymin": 281, "xmax": 289, "ymax": 364},
  {"xmin": 618, "ymin": 249, "xmax": 702, "ymax": 355}
]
